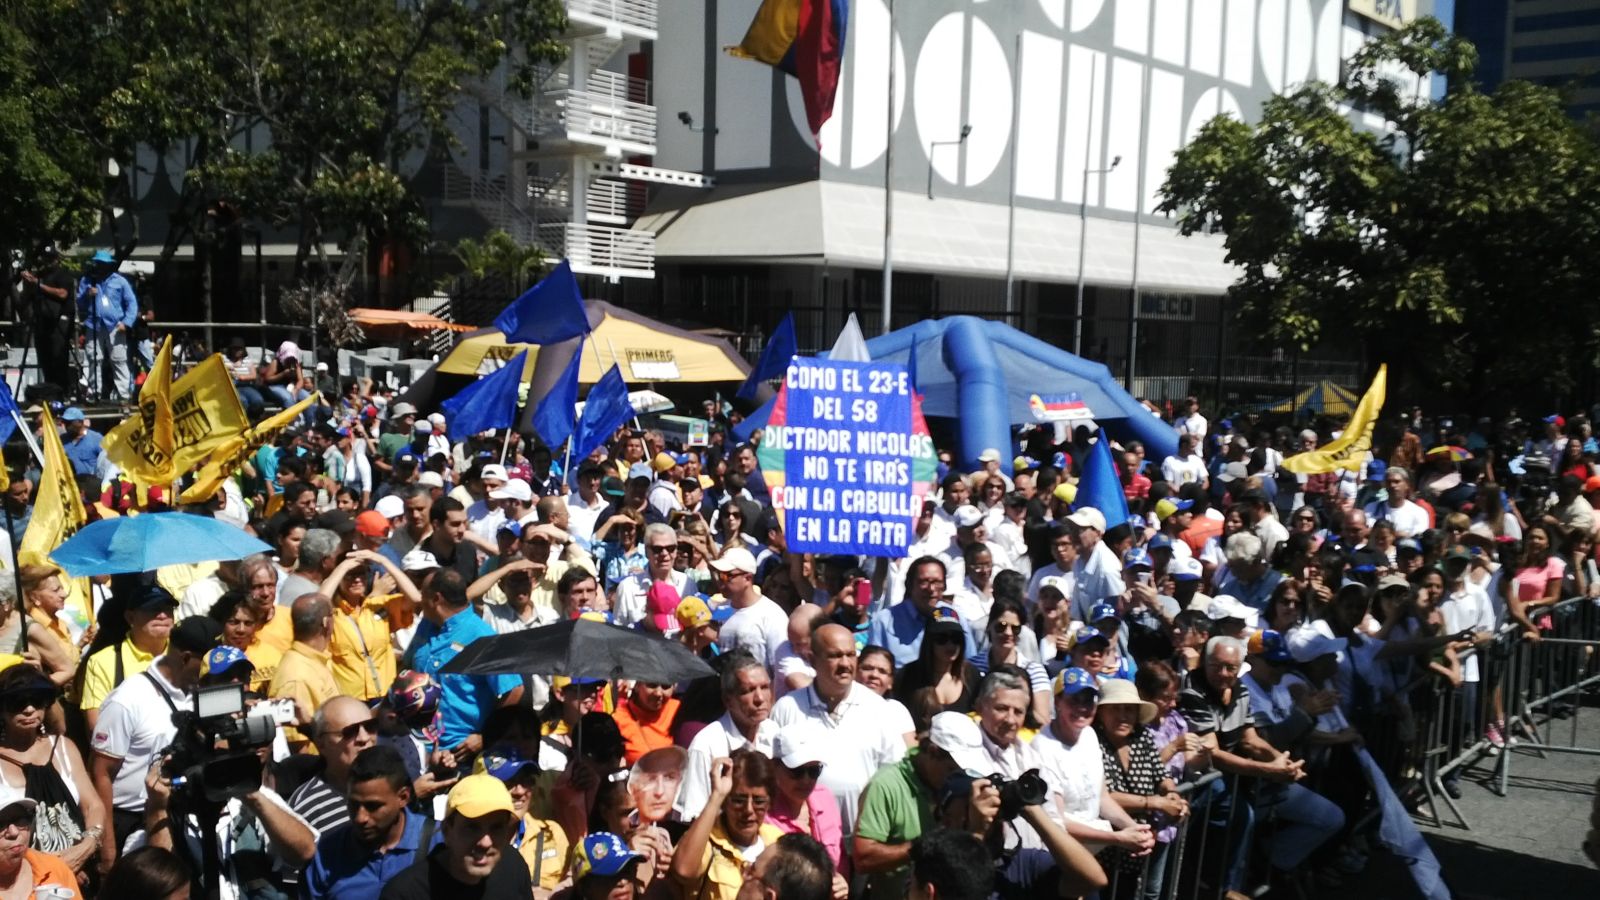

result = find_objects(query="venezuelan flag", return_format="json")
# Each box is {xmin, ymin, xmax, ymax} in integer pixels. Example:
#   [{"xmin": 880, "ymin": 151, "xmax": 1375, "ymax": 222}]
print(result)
[{"xmin": 732, "ymin": 0, "xmax": 849, "ymax": 139}]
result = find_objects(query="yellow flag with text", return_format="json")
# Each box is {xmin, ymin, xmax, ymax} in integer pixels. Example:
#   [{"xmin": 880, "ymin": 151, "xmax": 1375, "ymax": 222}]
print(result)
[
  {"xmin": 1281, "ymin": 365, "xmax": 1387, "ymax": 475},
  {"xmin": 19, "ymin": 408, "xmax": 88, "ymax": 567},
  {"xmin": 101, "ymin": 335, "xmax": 176, "ymax": 489},
  {"xmin": 104, "ymin": 353, "xmax": 249, "ymax": 491},
  {"xmin": 181, "ymin": 392, "xmax": 321, "ymax": 504}
]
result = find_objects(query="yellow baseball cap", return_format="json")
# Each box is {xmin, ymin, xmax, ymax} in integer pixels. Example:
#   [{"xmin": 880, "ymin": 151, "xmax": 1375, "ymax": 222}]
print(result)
[
  {"xmin": 446, "ymin": 773, "xmax": 515, "ymax": 819},
  {"xmin": 676, "ymin": 596, "xmax": 713, "ymax": 630},
  {"xmin": 1053, "ymin": 482, "xmax": 1077, "ymax": 505},
  {"xmin": 651, "ymin": 452, "xmax": 676, "ymax": 473}
]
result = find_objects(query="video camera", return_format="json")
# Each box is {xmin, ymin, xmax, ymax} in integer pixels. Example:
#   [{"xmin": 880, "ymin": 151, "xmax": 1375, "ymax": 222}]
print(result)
[
  {"xmin": 940, "ymin": 768, "xmax": 1049, "ymax": 821},
  {"xmin": 162, "ymin": 683, "xmax": 287, "ymax": 804}
]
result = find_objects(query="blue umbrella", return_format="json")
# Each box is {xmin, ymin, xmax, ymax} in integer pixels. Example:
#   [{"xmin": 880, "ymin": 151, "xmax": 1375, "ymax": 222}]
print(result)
[{"xmin": 50, "ymin": 513, "xmax": 273, "ymax": 576}]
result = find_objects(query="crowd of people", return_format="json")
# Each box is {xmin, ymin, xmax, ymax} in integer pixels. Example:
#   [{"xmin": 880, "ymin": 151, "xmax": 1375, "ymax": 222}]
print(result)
[{"xmin": 1, "ymin": 365, "xmax": 1596, "ymax": 900}]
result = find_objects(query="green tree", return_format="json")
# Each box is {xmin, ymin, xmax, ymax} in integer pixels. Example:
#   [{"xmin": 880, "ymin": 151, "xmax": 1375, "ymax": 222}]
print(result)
[
  {"xmin": 5, "ymin": 0, "xmax": 564, "ymax": 291},
  {"xmin": 1158, "ymin": 18, "xmax": 1600, "ymax": 407}
]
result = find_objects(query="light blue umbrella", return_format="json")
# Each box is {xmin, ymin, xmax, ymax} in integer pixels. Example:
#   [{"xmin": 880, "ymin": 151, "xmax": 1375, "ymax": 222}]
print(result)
[{"xmin": 49, "ymin": 512, "xmax": 273, "ymax": 576}]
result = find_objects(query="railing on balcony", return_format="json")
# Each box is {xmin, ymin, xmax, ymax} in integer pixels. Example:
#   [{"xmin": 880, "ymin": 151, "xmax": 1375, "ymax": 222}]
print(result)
[
  {"xmin": 442, "ymin": 169, "xmax": 539, "ymax": 247},
  {"xmin": 566, "ymin": 0, "xmax": 658, "ymax": 39},
  {"xmin": 544, "ymin": 88, "xmax": 657, "ymax": 154},
  {"xmin": 542, "ymin": 222, "xmax": 656, "ymax": 279},
  {"xmin": 585, "ymin": 179, "xmax": 630, "ymax": 224}
]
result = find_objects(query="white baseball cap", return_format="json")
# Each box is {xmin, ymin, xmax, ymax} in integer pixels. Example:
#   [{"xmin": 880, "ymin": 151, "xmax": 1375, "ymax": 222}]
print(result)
[
  {"xmin": 428, "ymin": 413, "xmax": 447, "ymax": 427},
  {"xmin": 977, "ymin": 448, "xmax": 1002, "ymax": 463},
  {"xmin": 489, "ymin": 479, "xmax": 532, "ymax": 502},
  {"xmin": 1065, "ymin": 507, "xmax": 1107, "ymax": 532},
  {"xmin": 953, "ymin": 505, "xmax": 984, "ymax": 529},
  {"xmin": 480, "ymin": 464, "xmax": 509, "ymax": 485},
  {"xmin": 401, "ymin": 548, "xmax": 440, "ymax": 572},
  {"xmin": 1205, "ymin": 595, "xmax": 1260, "ymax": 627},
  {"xmin": 374, "ymin": 495, "xmax": 405, "ymax": 520},
  {"xmin": 709, "ymin": 547, "xmax": 758, "ymax": 575},
  {"xmin": 772, "ymin": 722, "xmax": 828, "ymax": 769},
  {"xmin": 927, "ymin": 712, "xmax": 989, "ymax": 774},
  {"xmin": 417, "ymin": 472, "xmax": 444, "ymax": 489}
]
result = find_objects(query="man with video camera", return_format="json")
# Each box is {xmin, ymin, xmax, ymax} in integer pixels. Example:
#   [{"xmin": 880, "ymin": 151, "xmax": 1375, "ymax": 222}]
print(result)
[{"xmin": 854, "ymin": 711, "xmax": 1105, "ymax": 900}]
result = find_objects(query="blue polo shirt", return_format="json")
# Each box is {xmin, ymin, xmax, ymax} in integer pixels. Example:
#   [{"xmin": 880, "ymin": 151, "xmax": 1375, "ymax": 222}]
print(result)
[
  {"xmin": 301, "ymin": 807, "xmax": 427, "ymax": 900},
  {"xmin": 62, "ymin": 429, "xmax": 103, "ymax": 476},
  {"xmin": 866, "ymin": 601, "xmax": 977, "ymax": 667},
  {"xmin": 403, "ymin": 607, "xmax": 519, "ymax": 747}
]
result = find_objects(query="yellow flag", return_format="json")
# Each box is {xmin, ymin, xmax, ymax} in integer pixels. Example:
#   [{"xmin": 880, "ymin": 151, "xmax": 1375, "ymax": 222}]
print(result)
[
  {"xmin": 104, "ymin": 353, "xmax": 250, "ymax": 492},
  {"xmin": 19, "ymin": 408, "xmax": 88, "ymax": 567},
  {"xmin": 102, "ymin": 335, "xmax": 177, "ymax": 489},
  {"xmin": 181, "ymin": 392, "xmax": 322, "ymax": 504},
  {"xmin": 0, "ymin": 446, "xmax": 8, "ymax": 493},
  {"xmin": 1281, "ymin": 365, "xmax": 1387, "ymax": 475}
]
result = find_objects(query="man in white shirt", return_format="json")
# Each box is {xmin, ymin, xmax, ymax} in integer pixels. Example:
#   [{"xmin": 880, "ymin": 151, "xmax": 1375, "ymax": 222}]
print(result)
[
  {"xmin": 1068, "ymin": 508, "xmax": 1125, "ymax": 623},
  {"xmin": 936, "ymin": 505, "xmax": 1013, "ymax": 588},
  {"xmin": 565, "ymin": 461, "xmax": 610, "ymax": 548},
  {"xmin": 1364, "ymin": 467, "xmax": 1429, "ymax": 538},
  {"xmin": 1160, "ymin": 434, "xmax": 1209, "ymax": 489},
  {"xmin": 1030, "ymin": 667, "xmax": 1153, "ymax": 856},
  {"xmin": 676, "ymin": 652, "xmax": 778, "ymax": 819},
  {"xmin": 1175, "ymin": 396, "xmax": 1208, "ymax": 443},
  {"xmin": 464, "ymin": 463, "xmax": 508, "ymax": 530},
  {"xmin": 712, "ymin": 546, "xmax": 788, "ymax": 668},
  {"xmin": 770, "ymin": 624, "xmax": 906, "ymax": 836},
  {"xmin": 613, "ymin": 523, "xmax": 694, "ymax": 628},
  {"xmin": 89, "ymin": 616, "xmax": 218, "ymax": 857},
  {"xmin": 1026, "ymin": 525, "xmax": 1079, "ymax": 610}
]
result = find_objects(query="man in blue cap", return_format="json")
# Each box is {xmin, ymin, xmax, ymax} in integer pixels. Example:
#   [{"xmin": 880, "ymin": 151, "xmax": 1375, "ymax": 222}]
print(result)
[
  {"xmin": 75, "ymin": 249, "xmax": 138, "ymax": 400},
  {"xmin": 59, "ymin": 408, "xmax": 102, "ymax": 477}
]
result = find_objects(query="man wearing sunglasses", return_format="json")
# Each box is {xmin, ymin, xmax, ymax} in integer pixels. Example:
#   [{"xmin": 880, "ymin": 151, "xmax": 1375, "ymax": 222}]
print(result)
[
  {"xmin": 614, "ymin": 523, "xmax": 694, "ymax": 630},
  {"xmin": 287, "ymin": 696, "xmax": 382, "ymax": 838}
]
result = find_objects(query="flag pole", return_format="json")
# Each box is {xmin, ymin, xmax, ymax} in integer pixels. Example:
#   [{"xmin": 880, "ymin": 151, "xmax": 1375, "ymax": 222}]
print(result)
[{"xmin": 5, "ymin": 504, "xmax": 25, "ymax": 653}]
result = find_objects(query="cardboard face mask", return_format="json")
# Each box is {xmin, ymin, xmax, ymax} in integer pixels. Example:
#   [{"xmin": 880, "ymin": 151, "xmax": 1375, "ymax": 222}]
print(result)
[{"xmin": 629, "ymin": 746, "xmax": 687, "ymax": 825}]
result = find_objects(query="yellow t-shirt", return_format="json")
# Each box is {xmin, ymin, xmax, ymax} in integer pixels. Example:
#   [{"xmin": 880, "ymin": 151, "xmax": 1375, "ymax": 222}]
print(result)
[
  {"xmin": 269, "ymin": 641, "xmax": 340, "ymax": 745},
  {"xmin": 79, "ymin": 640, "xmax": 161, "ymax": 712},
  {"xmin": 672, "ymin": 821, "xmax": 786, "ymax": 900},
  {"xmin": 516, "ymin": 814, "xmax": 571, "ymax": 890},
  {"xmin": 330, "ymin": 602, "xmax": 395, "ymax": 701},
  {"xmin": 245, "ymin": 610, "xmax": 295, "ymax": 692}
]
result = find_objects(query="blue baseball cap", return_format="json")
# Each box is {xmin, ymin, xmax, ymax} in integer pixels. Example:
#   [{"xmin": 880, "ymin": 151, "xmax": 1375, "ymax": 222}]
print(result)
[
  {"xmin": 1089, "ymin": 602, "xmax": 1119, "ymax": 624},
  {"xmin": 90, "ymin": 249, "xmax": 115, "ymax": 264},
  {"xmin": 1251, "ymin": 629, "xmax": 1294, "ymax": 665},
  {"xmin": 928, "ymin": 603, "xmax": 964, "ymax": 638},
  {"xmin": 1366, "ymin": 460, "xmax": 1387, "ymax": 482},
  {"xmin": 1054, "ymin": 666, "xmax": 1100, "ymax": 697},
  {"xmin": 482, "ymin": 745, "xmax": 539, "ymax": 782},
  {"xmin": 203, "ymin": 645, "xmax": 253, "ymax": 678},
  {"xmin": 575, "ymin": 832, "xmax": 646, "ymax": 880},
  {"xmin": 1146, "ymin": 533, "xmax": 1173, "ymax": 551},
  {"xmin": 1123, "ymin": 547, "xmax": 1153, "ymax": 569},
  {"xmin": 1070, "ymin": 625, "xmax": 1110, "ymax": 649},
  {"xmin": 710, "ymin": 603, "xmax": 736, "ymax": 624},
  {"xmin": 60, "ymin": 407, "xmax": 85, "ymax": 422}
]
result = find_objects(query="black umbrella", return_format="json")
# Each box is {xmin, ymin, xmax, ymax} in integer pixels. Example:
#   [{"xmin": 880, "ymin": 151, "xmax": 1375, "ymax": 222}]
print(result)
[{"xmin": 439, "ymin": 617, "xmax": 716, "ymax": 684}]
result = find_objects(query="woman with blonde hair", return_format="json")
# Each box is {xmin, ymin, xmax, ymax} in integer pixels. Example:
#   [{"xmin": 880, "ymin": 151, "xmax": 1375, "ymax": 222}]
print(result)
[
  {"xmin": 19, "ymin": 566, "xmax": 91, "ymax": 678},
  {"xmin": 0, "ymin": 579, "xmax": 73, "ymax": 690}
]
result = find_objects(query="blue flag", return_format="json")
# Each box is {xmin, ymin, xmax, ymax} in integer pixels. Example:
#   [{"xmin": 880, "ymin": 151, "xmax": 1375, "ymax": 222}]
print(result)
[
  {"xmin": 573, "ymin": 365, "xmax": 633, "ymax": 463},
  {"xmin": 494, "ymin": 259, "xmax": 590, "ymax": 345},
  {"xmin": 532, "ymin": 344, "xmax": 583, "ymax": 450},
  {"xmin": 0, "ymin": 380, "xmax": 17, "ymax": 445},
  {"xmin": 440, "ymin": 350, "xmax": 527, "ymax": 438},
  {"xmin": 736, "ymin": 313, "xmax": 797, "ymax": 400},
  {"xmin": 1074, "ymin": 428, "xmax": 1130, "ymax": 524}
]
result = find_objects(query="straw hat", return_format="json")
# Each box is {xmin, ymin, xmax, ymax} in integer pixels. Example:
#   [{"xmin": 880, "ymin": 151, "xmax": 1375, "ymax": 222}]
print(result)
[{"xmin": 1095, "ymin": 678, "xmax": 1157, "ymax": 724}]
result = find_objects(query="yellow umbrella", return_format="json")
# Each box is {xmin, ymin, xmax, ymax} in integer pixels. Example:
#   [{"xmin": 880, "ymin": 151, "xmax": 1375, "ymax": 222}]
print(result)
[{"xmin": 435, "ymin": 300, "xmax": 750, "ymax": 384}]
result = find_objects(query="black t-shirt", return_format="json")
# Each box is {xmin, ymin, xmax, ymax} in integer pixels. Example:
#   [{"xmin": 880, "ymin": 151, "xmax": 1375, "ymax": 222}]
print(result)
[
  {"xmin": 380, "ymin": 844, "xmax": 532, "ymax": 900},
  {"xmin": 25, "ymin": 268, "xmax": 76, "ymax": 327}
]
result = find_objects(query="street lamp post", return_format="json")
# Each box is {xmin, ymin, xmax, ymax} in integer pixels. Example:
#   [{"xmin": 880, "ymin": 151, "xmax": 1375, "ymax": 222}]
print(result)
[
  {"xmin": 1073, "ymin": 154, "xmax": 1119, "ymax": 357},
  {"xmin": 926, "ymin": 125, "xmax": 972, "ymax": 199}
]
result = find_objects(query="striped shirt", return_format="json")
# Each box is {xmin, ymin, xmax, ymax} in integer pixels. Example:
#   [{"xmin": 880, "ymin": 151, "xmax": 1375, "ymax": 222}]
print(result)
[{"xmin": 289, "ymin": 775, "xmax": 348, "ymax": 836}]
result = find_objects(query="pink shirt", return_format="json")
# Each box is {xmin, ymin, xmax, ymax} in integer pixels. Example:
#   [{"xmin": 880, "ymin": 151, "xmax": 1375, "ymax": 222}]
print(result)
[
  {"xmin": 1515, "ymin": 557, "xmax": 1566, "ymax": 603},
  {"xmin": 766, "ymin": 782, "xmax": 844, "ymax": 868}
]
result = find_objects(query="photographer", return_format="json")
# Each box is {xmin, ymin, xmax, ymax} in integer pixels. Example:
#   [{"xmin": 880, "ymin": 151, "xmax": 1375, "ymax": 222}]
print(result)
[
  {"xmin": 89, "ymin": 616, "xmax": 217, "ymax": 871},
  {"xmin": 855, "ymin": 712, "xmax": 1106, "ymax": 900}
]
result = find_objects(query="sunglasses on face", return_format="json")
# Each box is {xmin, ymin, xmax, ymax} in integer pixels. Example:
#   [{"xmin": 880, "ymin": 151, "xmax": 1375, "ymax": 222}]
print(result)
[
  {"xmin": 992, "ymin": 622, "xmax": 1022, "ymax": 635},
  {"xmin": 2, "ymin": 692, "xmax": 55, "ymax": 712},
  {"xmin": 931, "ymin": 632, "xmax": 963, "ymax": 646},
  {"xmin": 324, "ymin": 718, "xmax": 377, "ymax": 742},
  {"xmin": 783, "ymin": 763, "xmax": 824, "ymax": 780}
]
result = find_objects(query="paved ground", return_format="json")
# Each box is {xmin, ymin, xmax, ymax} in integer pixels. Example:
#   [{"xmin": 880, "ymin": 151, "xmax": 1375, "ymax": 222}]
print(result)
[{"xmin": 1405, "ymin": 703, "xmax": 1600, "ymax": 898}]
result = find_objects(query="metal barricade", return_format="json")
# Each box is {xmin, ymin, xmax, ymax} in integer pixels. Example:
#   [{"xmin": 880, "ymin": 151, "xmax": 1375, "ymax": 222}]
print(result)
[
  {"xmin": 1099, "ymin": 771, "xmax": 1221, "ymax": 900},
  {"xmin": 1498, "ymin": 595, "xmax": 1600, "ymax": 794}
]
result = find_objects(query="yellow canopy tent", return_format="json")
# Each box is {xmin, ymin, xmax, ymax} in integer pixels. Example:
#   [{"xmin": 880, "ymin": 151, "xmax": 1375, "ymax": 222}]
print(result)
[{"xmin": 435, "ymin": 300, "xmax": 750, "ymax": 384}]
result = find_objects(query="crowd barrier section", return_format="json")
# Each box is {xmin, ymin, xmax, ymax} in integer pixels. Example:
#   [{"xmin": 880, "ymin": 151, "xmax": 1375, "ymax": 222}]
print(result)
[{"xmin": 1497, "ymin": 595, "xmax": 1600, "ymax": 795}]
